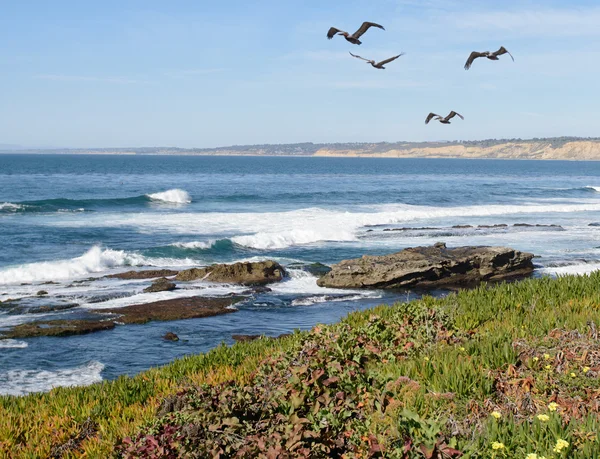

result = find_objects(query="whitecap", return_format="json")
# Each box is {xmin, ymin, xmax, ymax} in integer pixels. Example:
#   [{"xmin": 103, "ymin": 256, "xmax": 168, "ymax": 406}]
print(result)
[
  {"xmin": 0, "ymin": 202, "xmax": 24, "ymax": 211},
  {"xmin": 538, "ymin": 263, "xmax": 600, "ymax": 276},
  {"xmin": 584, "ymin": 186, "xmax": 600, "ymax": 193},
  {"xmin": 0, "ymin": 339, "xmax": 28, "ymax": 349},
  {"xmin": 146, "ymin": 189, "xmax": 191, "ymax": 204},
  {"xmin": 170, "ymin": 240, "xmax": 215, "ymax": 249},
  {"xmin": 0, "ymin": 361, "xmax": 104, "ymax": 396}
]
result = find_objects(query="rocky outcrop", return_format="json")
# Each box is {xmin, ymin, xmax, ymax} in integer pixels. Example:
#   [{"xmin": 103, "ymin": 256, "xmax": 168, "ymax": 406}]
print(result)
[
  {"xmin": 175, "ymin": 261, "xmax": 285, "ymax": 285},
  {"xmin": 143, "ymin": 277, "xmax": 176, "ymax": 293},
  {"xmin": 163, "ymin": 332, "xmax": 179, "ymax": 341},
  {"xmin": 317, "ymin": 244, "xmax": 534, "ymax": 290},
  {"xmin": 1, "ymin": 320, "xmax": 116, "ymax": 339},
  {"xmin": 100, "ymin": 296, "xmax": 242, "ymax": 324},
  {"xmin": 106, "ymin": 269, "xmax": 179, "ymax": 280}
]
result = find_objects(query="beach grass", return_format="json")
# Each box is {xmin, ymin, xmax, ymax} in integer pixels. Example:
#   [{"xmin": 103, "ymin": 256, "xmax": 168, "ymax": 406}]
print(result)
[{"xmin": 2, "ymin": 273, "xmax": 600, "ymax": 457}]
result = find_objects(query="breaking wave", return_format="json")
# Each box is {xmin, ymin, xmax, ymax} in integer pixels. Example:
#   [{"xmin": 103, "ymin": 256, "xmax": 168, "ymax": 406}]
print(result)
[
  {"xmin": 0, "ymin": 361, "xmax": 104, "ymax": 396},
  {"xmin": 146, "ymin": 189, "xmax": 191, "ymax": 204},
  {"xmin": 0, "ymin": 246, "xmax": 196, "ymax": 285}
]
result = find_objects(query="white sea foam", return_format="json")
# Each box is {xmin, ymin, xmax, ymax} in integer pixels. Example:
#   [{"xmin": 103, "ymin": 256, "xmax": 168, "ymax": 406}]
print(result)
[
  {"xmin": 0, "ymin": 246, "xmax": 198, "ymax": 286},
  {"xmin": 0, "ymin": 361, "xmax": 104, "ymax": 396},
  {"xmin": 270, "ymin": 269, "xmax": 381, "ymax": 297},
  {"xmin": 538, "ymin": 263, "xmax": 600, "ymax": 276},
  {"xmin": 291, "ymin": 294, "xmax": 378, "ymax": 307},
  {"xmin": 232, "ymin": 228, "xmax": 356, "ymax": 249},
  {"xmin": 585, "ymin": 186, "xmax": 600, "ymax": 192},
  {"xmin": 147, "ymin": 189, "xmax": 191, "ymax": 204},
  {"xmin": 0, "ymin": 339, "xmax": 28, "ymax": 349},
  {"xmin": 49, "ymin": 201, "xmax": 600, "ymax": 249}
]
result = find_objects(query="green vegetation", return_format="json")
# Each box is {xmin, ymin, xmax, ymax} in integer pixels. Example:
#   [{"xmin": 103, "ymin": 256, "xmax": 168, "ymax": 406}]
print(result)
[{"xmin": 2, "ymin": 273, "xmax": 600, "ymax": 457}]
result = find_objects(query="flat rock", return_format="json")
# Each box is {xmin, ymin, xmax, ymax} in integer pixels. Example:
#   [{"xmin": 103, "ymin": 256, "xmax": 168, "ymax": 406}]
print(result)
[
  {"xmin": 317, "ymin": 245, "xmax": 534, "ymax": 290},
  {"xmin": 1, "ymin": 320, "xmax": 116, "ymax": 339},
  {"xmin": 143, "ymin": 277, "xmax": 176, "ymax": 293},
  {"xmin": 99, "ymin": 296, "xmax": 242, "ymax": 324},
  {"xmin": 106, "ymin": 269, "xmax": 179, "ymax": 280},
  {"xmin": 175, "ymin": 260, "xmax": 285, "ymax": 285}
]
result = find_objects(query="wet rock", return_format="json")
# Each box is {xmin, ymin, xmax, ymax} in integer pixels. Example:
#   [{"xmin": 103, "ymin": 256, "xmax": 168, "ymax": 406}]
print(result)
[
  {"xmin": 433, "ymin": 242, "xmax": 447, "ymax": 249},
  {"xmin": 163, "ymin": 332, "xmax": 179, "ymax": 341},
  {"xmin": 1, "ymin": 320, "xmax": 116, "ymax": 339},
  {"xmin": 175, "ymin": 260, "xmax": 285, "ymax": 285},
  {"xmin": 99, "ymin": 296, "xmax": 242, "ymax": 324},
  {"xmin": 452, "ymin": 225, "xmax": 473, "ymax": 229},
  {"xmin": 37, "ymin": 290, "xmax": 48, "ymax": 296},
  {"xmin": 287, "ymin": 262, "xmax": 332, "ymax": 277},
  {"xmin": 106, "ymin": 269, "xmax": 179, "ymax": 280},
  {"xmin": 513, "ymin": 223, "xmax": 563, "ymax": 228},
  {"xmin": 477, "ymin": 224, "xmax": 508, "ymax": 228},
  {"xmin": 317, "ymin": 244, "xmax": 534, "ymax": 290},
  {"xmin": 232, "ymin": 334, "xmax": 262, "ymax": 342},
  {"xmin": 143, "ymin": 277, "xmax": 176, "ymax": 293}
]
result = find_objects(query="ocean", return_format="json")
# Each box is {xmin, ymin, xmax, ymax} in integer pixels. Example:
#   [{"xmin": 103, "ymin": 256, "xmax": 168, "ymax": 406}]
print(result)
[{"xmin": 2, "ymin": 154, "xmax": 600, "ymax": 396}]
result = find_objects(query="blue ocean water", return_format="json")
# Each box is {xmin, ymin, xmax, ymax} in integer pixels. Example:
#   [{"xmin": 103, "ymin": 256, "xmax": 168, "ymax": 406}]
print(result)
[{"xmin": 2, "ymin": 154, "xmax": 600, "ymax": 395}]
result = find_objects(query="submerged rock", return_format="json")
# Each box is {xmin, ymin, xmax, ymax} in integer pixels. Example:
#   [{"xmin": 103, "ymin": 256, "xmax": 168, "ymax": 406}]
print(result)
[
  {"xmin": 163, "ymin": 332, "xmax": 179, "ymax": 342},
  {"xmin": 100, "ymin": 296, "xmax": 242, "ymax": 324},
  {"xmin": 175, "ymin": 260, "xmax": 285, "ymax": 285},
  {"xmin": 143, "ymin": 277, "xmax": 176, "ymax": 293},
  {"xmin": 36, "ymin": 290, "xmax": 48, "ymax": 296},
  {"xmin": 1, "ymin": 320, "xmax": 116, "ymax": 339},
  {"xmin": 106, "ymin": 269, "xmax": 179, "ymax": 280},
  {"xmin": 317, "ymin": 244, "xmax": 534, "ymax": 290}
]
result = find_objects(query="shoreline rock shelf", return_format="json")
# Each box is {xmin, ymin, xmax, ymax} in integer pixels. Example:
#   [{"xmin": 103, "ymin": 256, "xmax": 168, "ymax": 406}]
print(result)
[
  {"xmin": 317, "ymin": 244, "xmax": 534, "ymax": 289},
  {"xmin": 175, "ymin": 260, "xmax": 286, "ymax": 285}
]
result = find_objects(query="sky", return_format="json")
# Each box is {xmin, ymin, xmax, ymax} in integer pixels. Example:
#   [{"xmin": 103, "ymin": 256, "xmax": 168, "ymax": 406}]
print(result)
[{"xmin": 1, "ymin": 0, "xmax": 599, "ymax": 148}]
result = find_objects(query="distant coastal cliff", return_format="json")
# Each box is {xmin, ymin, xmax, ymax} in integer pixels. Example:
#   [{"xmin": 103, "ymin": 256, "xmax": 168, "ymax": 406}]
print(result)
[{"xmin": 4, "ymin": 137, "xmax": 600, "ymax": 160}]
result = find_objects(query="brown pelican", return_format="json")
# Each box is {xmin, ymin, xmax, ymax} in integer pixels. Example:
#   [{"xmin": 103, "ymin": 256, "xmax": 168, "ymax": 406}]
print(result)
[
  {"xmin": 327, "ymin": 22, "xmax": 385, "ymax": 45},
  {"xmin": 464, "ymin": 46, "xmax": 514, "ymax": 70},
  {"xmin": 349, "ymin": 52, "xmax": 404, "ymax": 69},
  {"xmin": 425, "ymin": 111, "xmax": 464, "ymax": 125}
]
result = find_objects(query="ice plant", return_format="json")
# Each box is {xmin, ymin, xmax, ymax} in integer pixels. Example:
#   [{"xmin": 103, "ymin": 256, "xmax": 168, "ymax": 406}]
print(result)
[{"xmin": 553, "ymin": 438, "xmax": 569, "ymax": 453}]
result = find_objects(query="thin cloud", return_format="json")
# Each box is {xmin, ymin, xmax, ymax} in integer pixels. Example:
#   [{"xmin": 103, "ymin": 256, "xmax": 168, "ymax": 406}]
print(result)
[
  {"xmin": 35, "ymin": 74, "xmax": 146, "ymax": 84},
  {"xmin": 164, "ymin": 68, "xmax": 225, "ymax": 78}
]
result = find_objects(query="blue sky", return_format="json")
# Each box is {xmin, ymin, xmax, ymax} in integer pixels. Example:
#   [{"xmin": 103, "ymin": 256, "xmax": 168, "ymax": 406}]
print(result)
[{"xmin": 1, "ymin": 0, "xmax": 599, "ymax": 148}]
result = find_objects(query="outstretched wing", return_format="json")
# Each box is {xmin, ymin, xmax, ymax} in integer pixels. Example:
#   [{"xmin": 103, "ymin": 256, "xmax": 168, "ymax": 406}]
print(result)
[
  {"xmin": 327, "ymin": 27, "xmax": 345, "ymax": 39},
  {"xmin": 376, "ymin": 53, "xmax": 405, "ymax": 66},
  {"xmin": 492, "ymin": 46, "xmax": 514, "ymax": 61},
  {"xmin": 446, "ymin": 111, "xmax": 464, "ymax": 121},
  {"xmin": 425, "ymin": 113, "xmax": 441, "ymax": 124},
  {"xmin": 351, "ymin": 21, "xmax": 385, "ymax": 39},
  {"xmin": 349, "ymin": 52, "xmax": 371, "ymax": 62},
  {"xmin": 464, "ymin": 51, "xmax": 487, "ymax": 70}
]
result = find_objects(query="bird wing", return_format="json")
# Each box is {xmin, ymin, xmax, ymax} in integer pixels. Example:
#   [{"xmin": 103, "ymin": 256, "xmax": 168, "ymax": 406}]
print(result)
[
  {"xmin": 327, "ymin": 27, "xmax": 345, "ymax": 39},
  {"xmin": 493, "ymin": 46, "xmax": 514, "ymax": 61},
  {"xmin": 425, "ymin": 113, "xmax": 441, "ymax": 124},
  {"xmin": 464, "ymin": 51, "xmax": 487, "ymax": 70},
  {"xmin": 349, "ymin": 52, "xmax": 371, "ymax": 62},
  {"xmin": 376, "ymin": 53, "xmax": 405, "ymax": 66},
  {"xmin": 446, "ymin": 111, "xmax": 464, "ymax": 121},
  {"xmin": 351, "ymin": 22, "xmax": 385, "ymax": 39}
]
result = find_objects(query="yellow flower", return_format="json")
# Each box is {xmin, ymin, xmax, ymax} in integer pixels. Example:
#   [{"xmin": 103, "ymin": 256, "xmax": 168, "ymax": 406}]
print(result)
[
  {"xmin": 491, "ymin": 442, "xmax": 505, "ymax": 450},
  {"xmin": 491, "ymin": 411, "xmax": 502, "ymax": 419},
  {"xmin": 544, "ymin": 364, "xmax": 552, "ymax": 370},
  {"xmin": 548, "ymin": 402, "xmax": 559, "ymax": 411},
  {"xmin": 526, "ymin": 454, "xmax": 539, "ymax": 459},
  {"xmin": 544, "ymin": 353, "xmax": 551, "ymax": 360},
  {"xmin": 583, "ymin": 366, "xmax": 590, "ymax": 373},
  {"xmin": 424, "ymin": 356, "xmax": 430, "ymax": 362},
  {"xmin": 553, "ymin": 438, "xmax": 569, "ymax": 453},
  {"xmin": 570, "ymin": 372, "xmax": 576, "ymax": 378},
  {"xmin": 533, "ymin": 356, "xmax": 539, "ymax": 362},
  {"xmin": 459, "ymin": 347, "xmax": 466, "ymax": 352},
  {"xmin": 536, "ymin": 414, "xmax": 550, "ymax": 422}
]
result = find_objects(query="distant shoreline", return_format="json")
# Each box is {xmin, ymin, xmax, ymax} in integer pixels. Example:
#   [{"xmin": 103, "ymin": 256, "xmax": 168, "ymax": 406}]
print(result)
[{"xmin": 3, "ymin": 137, "xmax": 600, "ymax": 160}]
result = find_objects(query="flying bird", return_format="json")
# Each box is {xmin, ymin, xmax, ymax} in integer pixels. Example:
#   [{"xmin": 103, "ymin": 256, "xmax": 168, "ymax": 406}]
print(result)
[
  {"xmin": 349, "ymin": 52, "xmax": 404, "ymax": 69},
  {"xmin": 464, "ymin": 46, "xmax": 514, "ymax": 70},
  {"xmin": 327, "ymin": 22, "xmax": 385, "ymax": 45},
  {"xmin": 425, "ymin": 111, "xmax": 464, "ymax": 125}
]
